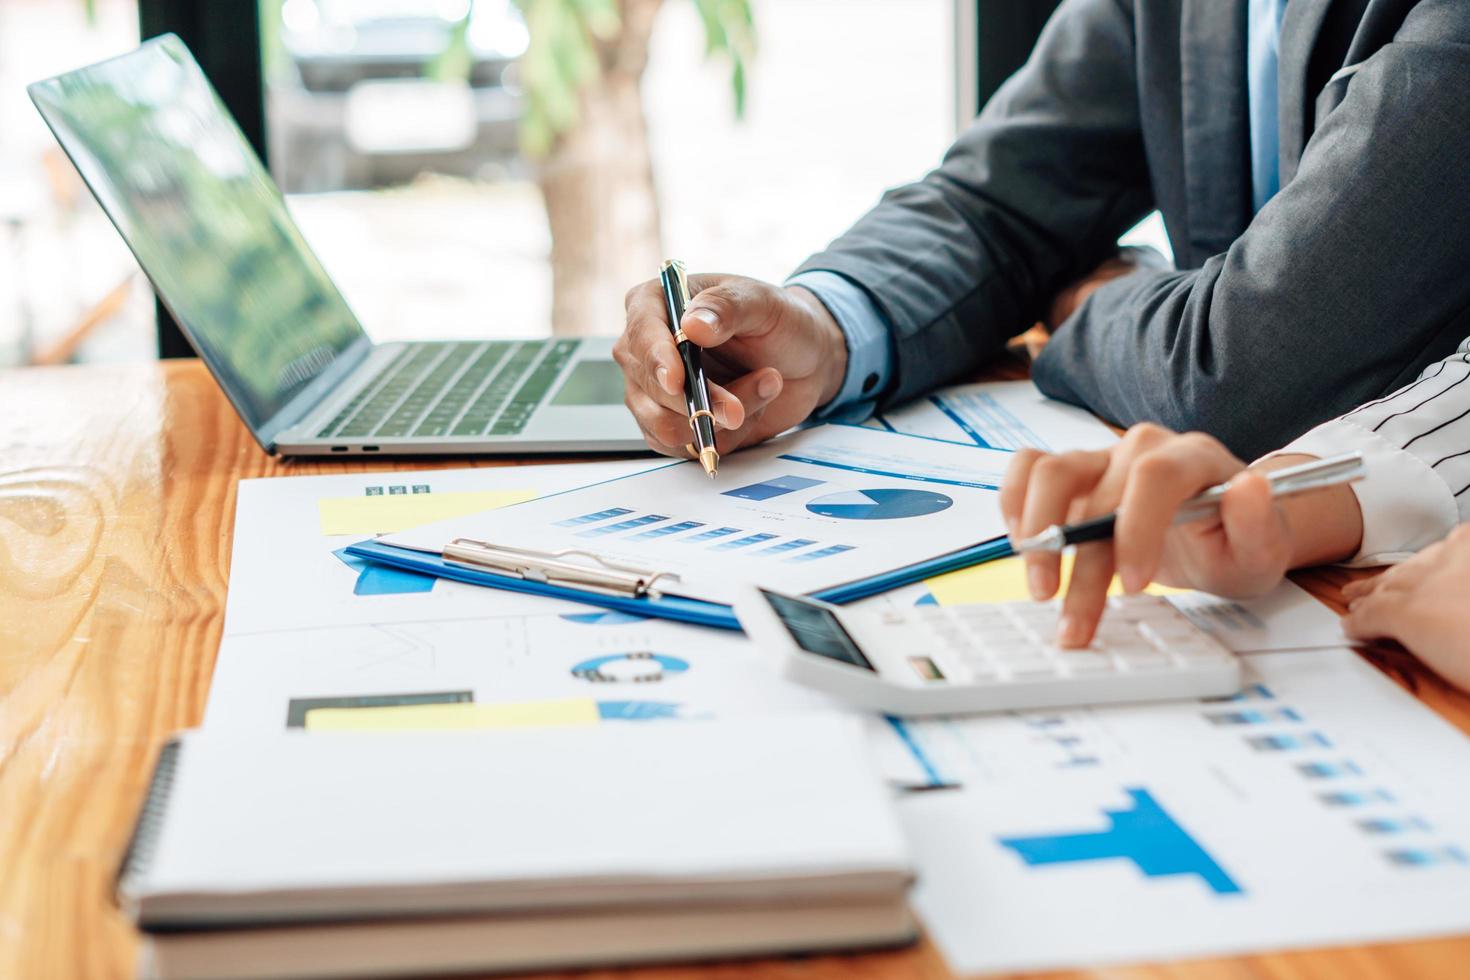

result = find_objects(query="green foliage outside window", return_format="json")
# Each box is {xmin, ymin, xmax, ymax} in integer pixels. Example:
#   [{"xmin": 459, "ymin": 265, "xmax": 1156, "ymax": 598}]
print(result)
[{"xmin": 430, "ymin": 0, "xmax": 756, "ymax": 158}]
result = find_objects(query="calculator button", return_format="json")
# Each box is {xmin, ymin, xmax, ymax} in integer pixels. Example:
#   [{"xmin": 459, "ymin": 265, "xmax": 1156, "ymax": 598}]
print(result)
[
  {"xmin": 1116, "ymin": 651, "xmax": 1172, "ymax": 671},
  {"xmin": 1004, "ymin": 661, "xmax": 1060, "ymax": 680},
  {"xmin": 1139, "ymin": 620, "xmax": 1201, "ymax": 648},
  {"xmin": 960, "ymin": 662, "xmax": 1000, "ymax": 682},
  {"xmin": 967, "ymin": 625, "xmax": 1029, "ymax": 646},
  {"xmin": 1104, "ymin": 595, "xmax": 1150, "ymax": 618},
  {"xmin": 1171, "ymin": 644, "xmax": 1232, "ymax": 664},
  {"xmin": 1095, "ymin": 623, "xmax": 1138, "ymax": 644},
  {"xmin": 1009, "ymin": 603, "xmax": 1060, "ymax": 623},
  {"xmin": 933, "ymin": 627, "xmax": 969, "ymax": 649},
  {"xmin": 1056, "ymin": 653, "xmax": 1115, "ymax": 675},
  {"xmin": 988, "ymin": 643, "xmax": 1043, "ymax": 661}
]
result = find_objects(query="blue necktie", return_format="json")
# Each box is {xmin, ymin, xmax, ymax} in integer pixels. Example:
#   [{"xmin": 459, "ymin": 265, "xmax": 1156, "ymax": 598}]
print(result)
[{"xmin": 1248, "ymin": 0, "xmax": 1289, "ymax": 213}]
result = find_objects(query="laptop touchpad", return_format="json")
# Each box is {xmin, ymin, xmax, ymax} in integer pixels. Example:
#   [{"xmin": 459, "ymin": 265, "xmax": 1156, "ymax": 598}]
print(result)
[{"xmin": 550, "ymin": 360, "xmax": 625, "ymax": 406}]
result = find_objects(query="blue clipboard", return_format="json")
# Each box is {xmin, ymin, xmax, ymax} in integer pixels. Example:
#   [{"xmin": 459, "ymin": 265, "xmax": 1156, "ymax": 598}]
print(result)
[{"xmin": 344, "ymin": 535, "xmax": 1017, "ymax": 631}]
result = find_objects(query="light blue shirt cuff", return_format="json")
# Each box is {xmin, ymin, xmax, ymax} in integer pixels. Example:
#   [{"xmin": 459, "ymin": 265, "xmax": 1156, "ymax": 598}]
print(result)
[{"xmin": 786, "ymin": 270, "xmax": 895, "ymax": 422}]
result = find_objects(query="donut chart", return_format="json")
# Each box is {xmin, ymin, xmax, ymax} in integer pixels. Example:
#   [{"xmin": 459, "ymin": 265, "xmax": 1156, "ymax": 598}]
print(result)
[{"xmin": 571, "ymin": 652, "xmax": 690, "ymax": 683}]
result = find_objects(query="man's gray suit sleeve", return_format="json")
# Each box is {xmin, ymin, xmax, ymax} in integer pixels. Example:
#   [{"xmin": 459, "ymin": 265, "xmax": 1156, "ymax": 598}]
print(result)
[
  {"xmin": 792, "ymin": 0, "xmax": 1154, "ymax": 408},
  {"xmin": 1035, "ymin": 10, "xmax": 1470, "ymax": 459}
]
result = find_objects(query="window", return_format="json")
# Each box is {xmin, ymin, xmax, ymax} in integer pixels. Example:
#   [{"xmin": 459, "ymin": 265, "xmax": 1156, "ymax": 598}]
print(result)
[
  {"xmin": 259, "ymin": 0, "xmax": 957, "ymax": 343},
  {"xmin": 0, "ymin": 0, "xmax": 150, "ymax": 367}
]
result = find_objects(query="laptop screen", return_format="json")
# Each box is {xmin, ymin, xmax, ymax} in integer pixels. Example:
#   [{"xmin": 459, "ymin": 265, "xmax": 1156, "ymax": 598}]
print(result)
[{"xmin": 29, "ymin": 35, "xmax": 366, "ymax": 436}]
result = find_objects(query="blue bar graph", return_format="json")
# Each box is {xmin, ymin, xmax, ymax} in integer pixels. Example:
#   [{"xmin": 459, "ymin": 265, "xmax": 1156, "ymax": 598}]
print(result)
[
  {"xmin": 1359, "ymin": 817, "xmax": 1431, "ymax": 835},
  {"xmin": 631, "ymin": 520, "xmax": 704, "ymax": 541},
  {"xmin": 712, "ymin": 533, "xmax": 779, "ymax": 551},
  {"xmin": 722, "ymin": 475, "xmax": 824, "ymax": 501},
  {"xmin": 557, "ymin": 507, "xmax": 634, "ymax": 527},
  {"xmin": 1208, "ymin": 684, "xmax": 1276, "ymax": 703},
  {"xmin": 998, "ymin": 787, "xmax": 1243, "ymax": 895},
  {"xmin": 1320, "ymin": 789, "xmax": 1396, "ymax": 807},
  {"xmin": 1386, "ymin": 847, "xmax": 1468, "ymax": 868},
  {"xmin": 1297, "ymin": 761, "xmax": 1363, "ymax": 779},
  {"xmin": 758, "ymin": 538, "xmax": 817, "ymax": 556},
  {"xmin": 1205, "ymin": 708, "xmax": 1302, "ymax": 726},
  {"xmin": 787, "ymin": 544, "xmax": 856, "ymax": 563},
  {"xmin": 683, "ymin": 526, "xmax": 740, "ymax": 544},
  {"xmin": 577, "ymin": 514, "xmax": 668, "ymax": 538},
  {"xmin": 597, "ymin": 700, "xmax": 684, "ymax": 721},
  {"xmin": 1247, "ymin": 732, "xmax": 1332, "ymax": 752}
]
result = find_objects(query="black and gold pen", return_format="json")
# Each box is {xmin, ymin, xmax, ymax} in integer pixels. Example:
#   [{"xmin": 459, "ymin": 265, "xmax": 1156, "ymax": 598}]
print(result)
[{"xmin": 659, "ymin": 259, "xmax": 719, "ymax": 478}]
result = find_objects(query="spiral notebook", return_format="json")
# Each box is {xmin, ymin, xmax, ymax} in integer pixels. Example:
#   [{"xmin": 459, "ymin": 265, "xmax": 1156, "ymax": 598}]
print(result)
[{"xmin": 118, "ymin": 716, "xmax": 915, "ymax": 979}]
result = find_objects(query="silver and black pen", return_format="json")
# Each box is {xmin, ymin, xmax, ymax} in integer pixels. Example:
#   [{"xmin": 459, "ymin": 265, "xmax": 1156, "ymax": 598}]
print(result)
[
  {"xmin": 1011, "ymin": 452, "xmax": 1366, "ymax": 554},
  {"xmin": 659, "ymin": 259, "xmax": 719, "ymax": 478}
]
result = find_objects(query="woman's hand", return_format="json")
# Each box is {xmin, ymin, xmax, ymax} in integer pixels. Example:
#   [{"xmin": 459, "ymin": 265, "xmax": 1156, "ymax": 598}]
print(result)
[
  {"xmin": 1343, "ymin": 525, "xmax": 1470, "ymax": 691},
  {"xmin": 999, "ymin": 423, "xmax": 1363, "ymax": 648}
]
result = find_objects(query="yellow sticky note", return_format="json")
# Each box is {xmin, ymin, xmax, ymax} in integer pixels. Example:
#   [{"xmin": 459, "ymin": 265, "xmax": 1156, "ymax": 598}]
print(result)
[
  {"xmin": 317, "ymin": 489, "xmax": 536, "ymax": 536},
  {"xmin": 303, "ymin": 698, "xmax": 601, "ymax": 731},
  {"xmin": 925, "ymin": 554, "xmax": 1189, "ymax": 607}
]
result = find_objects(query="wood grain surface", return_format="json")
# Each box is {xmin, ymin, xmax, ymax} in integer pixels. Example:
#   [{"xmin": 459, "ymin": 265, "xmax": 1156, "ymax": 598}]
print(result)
[{"xmin": 2, "ymin": 359, "xmax": 1467, "ymax": 980}]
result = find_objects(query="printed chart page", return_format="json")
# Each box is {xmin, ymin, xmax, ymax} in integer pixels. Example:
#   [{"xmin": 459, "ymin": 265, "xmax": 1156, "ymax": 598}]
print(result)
[
  {"xmin": 870, "ymin": 379, "xmax": 1118, "ymax": 452},
  {"xmin": 225, "ymin": 460, "xmax": 655, "ymax": 636},
  {"xmin": 875, "ymin": 649, "xmax": 1470, "ymax": 972},
  {"xmin": 382, "ymin": 425, "xmax": 1012, "ymax": 604},
  {"xmin": 204, "ymin": 611, "xmax": 840, "ymax": 732}
]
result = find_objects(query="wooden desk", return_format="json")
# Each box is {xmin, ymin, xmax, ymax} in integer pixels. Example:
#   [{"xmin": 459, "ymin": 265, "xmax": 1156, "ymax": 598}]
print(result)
[{"xmin": 4, "ymin": 359, "xmax": 1469, "ymax": 980}]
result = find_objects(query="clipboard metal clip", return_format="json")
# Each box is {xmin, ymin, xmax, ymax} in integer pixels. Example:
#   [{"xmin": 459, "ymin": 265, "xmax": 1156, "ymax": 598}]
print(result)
[{"xmin": 442, "ymin": 539, "xmax": 680, "ymax": 599}]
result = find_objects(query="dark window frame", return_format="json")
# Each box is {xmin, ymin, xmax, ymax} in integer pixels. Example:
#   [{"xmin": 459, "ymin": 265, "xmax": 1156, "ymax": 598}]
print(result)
[
  {"xmin": 958, "ymin": 0, "xmax": 1061, "ymax": 126},
  {"xmin": 138, "ymin": 0, "xmax": 265, "ymax": 358}
]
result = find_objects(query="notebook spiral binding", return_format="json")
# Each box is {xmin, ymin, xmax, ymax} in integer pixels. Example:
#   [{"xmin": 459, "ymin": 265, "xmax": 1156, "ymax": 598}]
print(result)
[{"xmin": 116, "ymin": 739, "xmax": 184, "ymax": 896}]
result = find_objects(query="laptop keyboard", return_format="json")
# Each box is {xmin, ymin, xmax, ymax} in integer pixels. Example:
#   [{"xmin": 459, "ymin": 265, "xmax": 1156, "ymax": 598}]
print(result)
[{"xmin": 317, "ymin": 340, "xmax": 581, "ymax": 440}]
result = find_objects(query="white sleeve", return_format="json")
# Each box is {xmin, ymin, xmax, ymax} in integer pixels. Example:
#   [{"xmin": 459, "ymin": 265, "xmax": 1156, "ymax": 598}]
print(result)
[{"xmin": 1267, "ymin": 337, "xmax": 1470, "ymax": 567}]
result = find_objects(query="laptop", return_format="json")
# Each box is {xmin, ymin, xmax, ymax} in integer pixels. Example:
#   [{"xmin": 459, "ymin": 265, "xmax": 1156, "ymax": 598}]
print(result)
[{"xmin": 28, "ymin": 35, "xmax": 646, "ymax": 457}]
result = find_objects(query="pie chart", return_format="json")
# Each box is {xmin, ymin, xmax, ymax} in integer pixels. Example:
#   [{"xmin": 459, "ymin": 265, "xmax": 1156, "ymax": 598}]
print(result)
[{"xmin": 806, "ymin": 488, "xmax": 955, "ymax": 520}]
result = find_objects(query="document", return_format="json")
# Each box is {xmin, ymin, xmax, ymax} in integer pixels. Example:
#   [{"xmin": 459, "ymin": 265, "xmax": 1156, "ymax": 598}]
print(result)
[
  {"xmin": 204, "ymin": 610, "xmax": 839, "ymax": 732},
  {"xmin": 876, "ymin": 649, "xmax": 1470, "ymax": 972},
  {"xmin": 213, "ymin": 459, "xmax": 852, "ymax": 742},
  {"xmin": 224, "ymin": 461, "xmax": 655, "ymax": 636},
  {"xmin": 869, "ymin": 380, "xmax": 1118, "ymax": 452},
  {"xmin": 1166, "ymin": 582, "xmax": 1346, "ymax": 654},
  {"xmin": 382, "ymin": 425, "xmax": 1013, "ymax": 604}
]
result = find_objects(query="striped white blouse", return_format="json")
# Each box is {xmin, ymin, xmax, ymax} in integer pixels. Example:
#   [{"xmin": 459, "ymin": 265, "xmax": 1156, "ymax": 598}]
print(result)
[{"xmin": 1280, "ymin": 336, "xmax": 1470, "ymax": 565}]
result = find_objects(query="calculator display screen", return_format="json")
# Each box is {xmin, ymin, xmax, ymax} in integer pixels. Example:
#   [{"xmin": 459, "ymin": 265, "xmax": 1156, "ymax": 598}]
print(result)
[{"xmin": 759, "ymin": 590, "xmax": 875, "ymax": 671}]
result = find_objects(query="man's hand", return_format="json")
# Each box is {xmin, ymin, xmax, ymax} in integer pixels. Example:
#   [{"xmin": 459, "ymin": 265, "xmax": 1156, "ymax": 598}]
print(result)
[
  {"xmin": 613, "ymin": 274, "xmax": 848, "ymax": 458},
  {"xmin": 999, "ymin": 424, "xmax": 1364, "ymax": 648},
  {"xmin": 1343, "ymin": 526, "xmax": 1470, "ymax": 692}
]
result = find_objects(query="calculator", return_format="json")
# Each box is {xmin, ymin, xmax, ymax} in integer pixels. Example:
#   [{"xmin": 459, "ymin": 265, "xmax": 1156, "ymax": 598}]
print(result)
[{"xmin": 735, "ymin": 587, "xmax": 1241, "ymax": 715}]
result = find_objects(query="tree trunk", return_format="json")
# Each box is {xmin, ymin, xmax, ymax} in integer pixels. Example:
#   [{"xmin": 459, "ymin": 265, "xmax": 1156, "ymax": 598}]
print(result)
[{"xmin": 538, "ymin": 0, "xmax": 665, "ymax": 337}]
